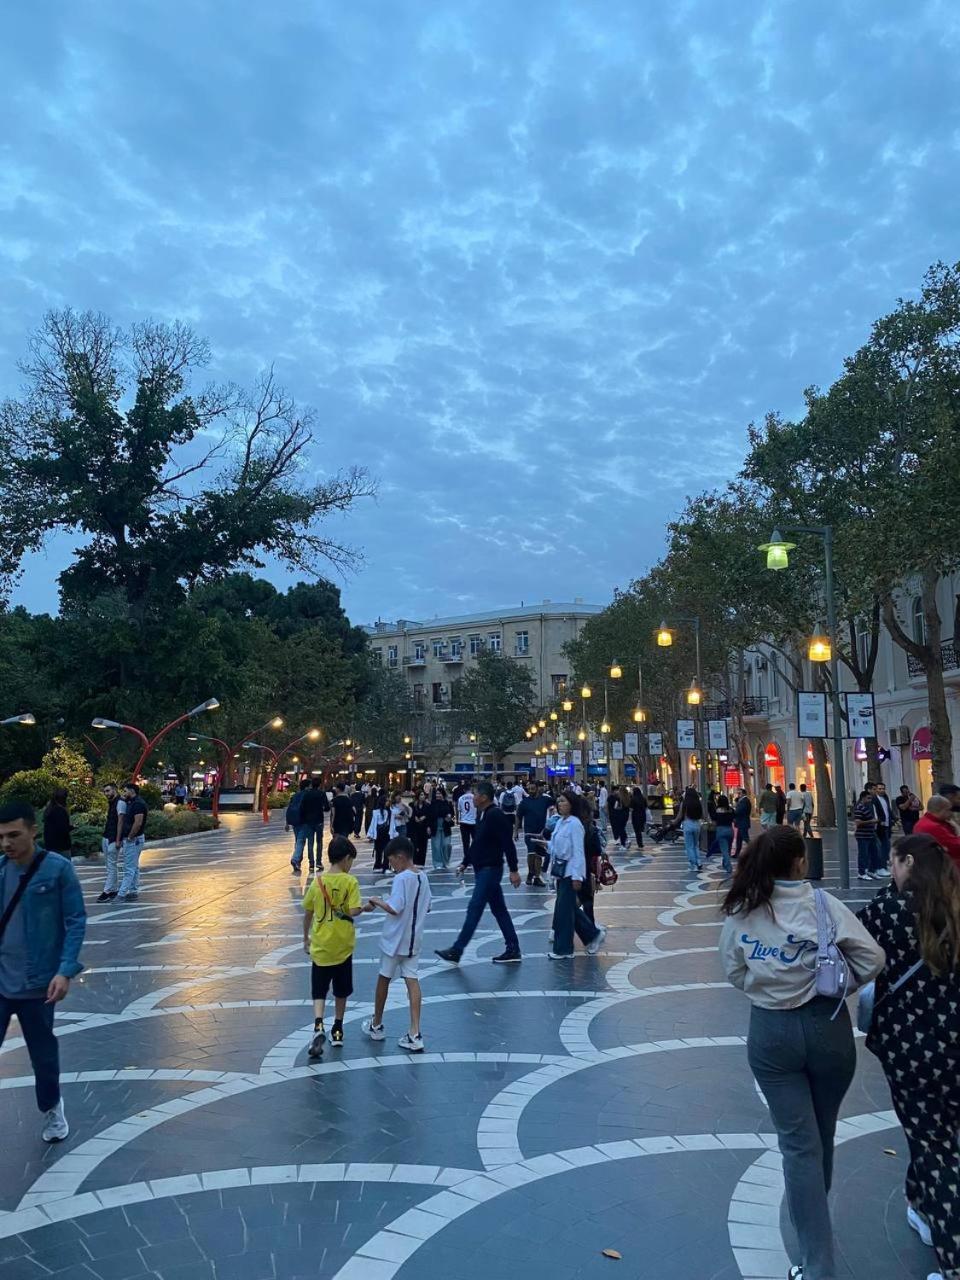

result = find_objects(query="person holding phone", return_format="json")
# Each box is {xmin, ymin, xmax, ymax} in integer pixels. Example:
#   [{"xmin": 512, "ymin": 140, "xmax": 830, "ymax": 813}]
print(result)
[{"xmin": 544, "ymin": 791, "xmax": 606, "ymax": 959}]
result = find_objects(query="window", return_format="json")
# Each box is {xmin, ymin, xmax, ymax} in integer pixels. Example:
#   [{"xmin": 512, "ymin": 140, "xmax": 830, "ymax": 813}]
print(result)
[
  {"xmin": 912, "ymin": 596, "xmax": 926, "ymax": 646},
  {"xmin": 551, "ymin": 674, "xmax": 568, "ymax": 697},
  {"xmin": 413, "ymin": 684, "xmax": 425, "ymax": 710},
  {"xmin": 449, "ymin": 636, "xmax": 463, "ymax": 658},
  {"xmin": 432, "ymin": 682, "xmax": 445, "ymax": 705},
  {"xmin": 387, "ymin": 644, "xmax": 398, "ymax": 668},
  {"xmin": 770, "ymin": 656, "xmax": 779, "ymax": 699},
  {"xmin": 432, "ymin": 638, "xmax": 444, "ymax": 658},
  {"xmin": 372, "ymin": 649, "xmax": 383, "ymax": 664},
  {"xmin": 414, "ymin": 642, "xmax": 425, "ymax": 661},
  {"xmin": 515, "ymin": 630, "xmax": 529, "ymax": 656},
  {"xmin": 469, "ymin": 634, "xmax": 482, "ymax": 656},
  {"xmin": 488, "ymin": 632, "xmax": 502, "ymax": 654}
]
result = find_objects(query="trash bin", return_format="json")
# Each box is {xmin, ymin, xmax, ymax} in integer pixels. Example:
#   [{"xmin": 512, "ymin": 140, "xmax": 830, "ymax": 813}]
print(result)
[{"xmin": 805, "ymin": 836, "xmax": 824, "ymax": 881}]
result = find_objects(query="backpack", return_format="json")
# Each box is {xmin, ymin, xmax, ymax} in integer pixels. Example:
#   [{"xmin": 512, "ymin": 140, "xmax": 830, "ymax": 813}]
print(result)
[
  {"xmin": 500, "ymin": 791, "xmax": 517, "ymax": 814},
  {"xmin": 286, "ymin": 790, "xmax": 305, "ymax": 826},
  {"xmin": 813, "ymin": 889, "xmax": 852, "ymax": 1016}
]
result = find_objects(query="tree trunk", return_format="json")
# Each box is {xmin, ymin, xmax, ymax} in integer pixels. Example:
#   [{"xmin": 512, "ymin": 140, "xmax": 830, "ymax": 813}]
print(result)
[
  {"xmin": 882, "ymin": 570, "xmax": 954, "ymax": 787},
  {"xmin": 809, "ymin": 737, "xmax": 836, "ymax": 827}
]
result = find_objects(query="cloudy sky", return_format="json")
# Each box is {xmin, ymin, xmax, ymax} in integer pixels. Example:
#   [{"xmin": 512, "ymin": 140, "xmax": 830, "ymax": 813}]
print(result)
[{"xmin": 3, "ymin": 1, "xmax": 958, "ymax": 626}]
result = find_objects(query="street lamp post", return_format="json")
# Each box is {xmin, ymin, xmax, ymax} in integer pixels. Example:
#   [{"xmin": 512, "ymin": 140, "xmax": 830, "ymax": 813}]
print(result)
[
  {"xmin": 580, "ymin": 685, "xmax": 592, "ymax": 787},
  {"xmin": 1, "ymin": 713, "xmax": 36, "ymax": 727},
  {"xmin": 656, "ymin": 619, "xmax": 709, "ymax": 822},
  {"xmin": 91, "ymin": 699, "xmax": 220, "ymax": 780},
  {"xmin": 250, "ymin": 729, "xmax": 321, "ymax": 823},
  {"xmin": 760, "ymin": 526, "xmax": 850, "ymax": 890}
]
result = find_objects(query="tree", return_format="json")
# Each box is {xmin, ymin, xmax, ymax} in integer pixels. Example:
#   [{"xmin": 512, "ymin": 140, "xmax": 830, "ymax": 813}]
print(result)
[
  {"xmin": 0, "ymin": 310, "xmax": 375, "ymax": 608},
  {"xmin": 352, "ymin": 665, "xmax": 415, "ymax": 763},
  {"xmin": 453, "ymin": 652, "xmax": 535, "ymax": 770}
]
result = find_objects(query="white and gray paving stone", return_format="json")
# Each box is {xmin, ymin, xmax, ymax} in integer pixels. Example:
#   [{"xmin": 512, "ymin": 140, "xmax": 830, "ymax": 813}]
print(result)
[{"xmin": 0, "ymin": 815, "xmax": 929, "ymax": 1279}]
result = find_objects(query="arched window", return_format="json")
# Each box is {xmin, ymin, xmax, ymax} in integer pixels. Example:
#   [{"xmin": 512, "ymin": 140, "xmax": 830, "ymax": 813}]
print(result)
[{"xmin": 912, "ymin": 596, "xmax": 926, "ymax": 646}]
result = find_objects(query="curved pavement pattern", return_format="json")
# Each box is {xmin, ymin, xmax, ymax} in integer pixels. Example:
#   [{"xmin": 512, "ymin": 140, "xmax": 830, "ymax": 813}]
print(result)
[{"xmin": 0, "ymin": 815, "xmax": 930, "ymax": 1280}]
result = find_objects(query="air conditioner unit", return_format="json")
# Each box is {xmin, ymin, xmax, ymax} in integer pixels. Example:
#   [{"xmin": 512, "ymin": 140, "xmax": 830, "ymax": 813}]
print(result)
[{"xmin": 889, "ymin": 725, "xmax": 911, "ymax": 747}]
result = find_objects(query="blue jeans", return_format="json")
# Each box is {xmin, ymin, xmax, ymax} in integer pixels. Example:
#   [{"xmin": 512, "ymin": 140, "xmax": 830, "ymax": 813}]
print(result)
[
  {"xmin": 552, "ymin": 875, "xmax": 600, "ymax": 956},
  {"xmin": 856, "ymin": 834, "xmax": 879, "ymax": 875},
  {"xmin": 716, "ymin": 827, "xmax": 733, "ymax": 873},
  {"xmin": 118, "ymin": 836, "xmax": 144, "ymax": 896},
  {"xmin": 0, "ymin": 997, "xmax": 59, "ymax": 1111},
  {"xmin": 875, "ymin": 827, "xmax": 891, "ymax": 870},
  {"xmin": 293, "ymin": 823, "xmax": 322, "ymax": 868},
  {"xmin": 682, "ymin": 819, "xmax": 701, "ymax": 872},
  {"xmin": 431, "ymin": 830, "xmax": 451, "ymax": 869},
  {"xmin": 452, "ymin": 866, "xmax": 519, "ymax": 956}
]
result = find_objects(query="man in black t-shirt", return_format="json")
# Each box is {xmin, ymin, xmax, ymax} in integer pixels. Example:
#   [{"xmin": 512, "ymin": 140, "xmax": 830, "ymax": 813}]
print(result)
[
  {"xmin": 97, "ymin": 784, "xmax": 124, "ymax": 902},
  {"xmin": 331, "ymin": 783, "xmax": 355, "ymax": 837},
  {"xmin": 117, "ymin": 783, "xmax": 148, "ymax": 900},
  {"xmin": 516, "ymin": 781, "xmax": 552, "ymax": 886},
  {"xmin": 295, "ymin": 779, "xmax": 330, "ymax": 873}
]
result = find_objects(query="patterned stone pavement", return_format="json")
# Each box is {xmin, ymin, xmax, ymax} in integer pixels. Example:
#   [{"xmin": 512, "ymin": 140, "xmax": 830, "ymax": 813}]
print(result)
[{"xmin": 0, "ymin": 816, "xmax": 932, "ymax": 1279}]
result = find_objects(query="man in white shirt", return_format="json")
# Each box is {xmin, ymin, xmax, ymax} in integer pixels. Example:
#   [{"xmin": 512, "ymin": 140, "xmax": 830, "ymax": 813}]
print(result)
[
  {"xmin": 785, "ymin": 783, "xmax": 804, "ymax": 828},
  {"xmin": 457, "ymin": 788, "xmax": 477, "ymax": 861},
  {"xmin": 361, "ymin": 838, "xmax": 432, "ymax": 1052},
  {"xmin": 597, "ymin": 783, "xmax": 609, "ymax": 836}
]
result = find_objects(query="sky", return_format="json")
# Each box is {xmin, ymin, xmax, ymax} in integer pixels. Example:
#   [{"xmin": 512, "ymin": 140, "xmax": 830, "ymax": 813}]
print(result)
[{"xmin": 3, "ymin": 0, "xmax": 959, "ymax": 627}]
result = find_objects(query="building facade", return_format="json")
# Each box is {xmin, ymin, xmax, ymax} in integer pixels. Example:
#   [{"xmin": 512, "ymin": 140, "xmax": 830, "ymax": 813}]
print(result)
[
  {"xmin": 720, "ymin": 572, "xmax": 960, "ymax": 809},
  {"xmin": 364, "ymin": 601, "xmax": 601, "ymax": 774}
]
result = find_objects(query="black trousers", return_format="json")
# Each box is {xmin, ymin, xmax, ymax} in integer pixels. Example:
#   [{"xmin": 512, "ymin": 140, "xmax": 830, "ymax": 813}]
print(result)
[
  {"xmin": 460, "ymin": 824, "xmax": 474, "ymax": 860},
  {"xmin": 631, "ymin": 813, "xmax": 645, "ymax": 847},
  {"xmin": 0, "ymin": 996, "xmax": 60, "ymax": 1111}
]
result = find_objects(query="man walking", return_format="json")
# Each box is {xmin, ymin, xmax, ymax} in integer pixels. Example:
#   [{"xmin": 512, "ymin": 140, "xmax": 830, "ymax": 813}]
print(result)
[
  {"xmin": 517, "ymin": 779, "xmax": 551, "ymax": 886},
  {"xmin": 871, "ymin": 781, "xmax": 894, "ymax": 871},
  {"xmin": 350, "ymin": 784, "xmax": 366, "ymax": 837},
  {"xmin": 331, "ymin": 783, "xmax": 355, "ymax": 837},
  {"xmin": 435, "ymin": 782, "xmax": 522, "ymax": 964},
  {"xmin": 97, "ymin": 782, "xmax": 125, "ymax": 902},
  {"xmin": 785, "ymin": 782, "xmax": 804, "ymax": 828},
  {"xmin": 117, "ymin": 783, "xmax": 148, "ymax": 901},
  {"xmin": 0, "ymin": 801, "xmax": 86, "ymax": 1142},
  {"xmin": 457, "ymin": 786, "xmax": 477, "ymax": 862},
  {"xmin": 758, "ymin": 783, "xmax": 778, "ymax": 828},
  {"xmin": 799, "ymin": 783, "xmax": 815, "ymax": 837},
  {"xmin": 294, "ymin": 778, "xmax": 329, "ymax": 874}
]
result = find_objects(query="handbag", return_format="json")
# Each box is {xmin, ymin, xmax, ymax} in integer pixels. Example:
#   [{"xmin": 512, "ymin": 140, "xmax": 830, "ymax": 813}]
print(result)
[
  {"xmin": 813, "ymin": 888, "xmax": 852, "ymax": 1017},
  {"xmin": 857, "ymin": 957, "xmax": 925, "ymax": 1034},
  {"xmin": 597, "ymin": 854, "xmax": 619, "ymax": 887},
  {"xmin": 0, "ymin": 851, "xmax": 48, "ymax": 942}
]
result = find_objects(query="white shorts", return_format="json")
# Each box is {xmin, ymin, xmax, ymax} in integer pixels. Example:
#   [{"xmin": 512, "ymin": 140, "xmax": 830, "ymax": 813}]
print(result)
[{"xmin": 379, "ymin": 954, "xmax": 420, "ymax": 981}]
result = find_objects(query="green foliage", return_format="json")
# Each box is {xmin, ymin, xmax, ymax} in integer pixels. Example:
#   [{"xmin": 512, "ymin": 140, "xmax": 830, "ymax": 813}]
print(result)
[
  {"xmin": 40, "ymin": 736, "xmax": 95, "ymax": 810},
  {"xmin": 352, "ymin": 664, "xmax": 415, "ymax": 760},
  {"xmin": 0, "ymin": 769, "xmax": 60, "ymax": 811},
  {"xmin": 139, "ymin": 782, "xmax": 163, "ymax": 811},
  {"xmin": 453, "ymin": 652, "xmax": 536, "ymax": 762},
  {"xmin": 70, "ymin": 822, "xmax": 103, "ymax": 857},
  {"xmin": 144, "ymin": 809, "xmax": 217, "ymax": 840},
  {"xmin": 266, "ymin": 791, "xmax": 290, "ymax": 810}
]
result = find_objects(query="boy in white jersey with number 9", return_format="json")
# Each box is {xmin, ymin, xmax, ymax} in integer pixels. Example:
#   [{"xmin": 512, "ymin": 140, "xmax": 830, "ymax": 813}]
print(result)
[{"xmin": 362, "ymin": 836, "xmax": 432, "ymax": 1052}]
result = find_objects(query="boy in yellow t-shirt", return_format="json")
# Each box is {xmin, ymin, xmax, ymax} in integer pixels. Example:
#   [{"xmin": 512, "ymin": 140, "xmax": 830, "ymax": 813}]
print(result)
[{"xmin": 302, "ymin": 836, "xmax": 362, "ymax": 1055}]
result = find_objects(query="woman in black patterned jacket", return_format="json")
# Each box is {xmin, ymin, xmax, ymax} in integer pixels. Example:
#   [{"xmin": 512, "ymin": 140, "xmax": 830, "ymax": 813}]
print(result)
[{"xmin": 857, "ymin": 833, "xmax": 960, "ymax": 1280}]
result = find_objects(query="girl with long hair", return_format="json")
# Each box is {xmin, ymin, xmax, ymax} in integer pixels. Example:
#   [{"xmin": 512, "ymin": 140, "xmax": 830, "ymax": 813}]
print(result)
[
  {"xmin": 541, "ymin": 791, "xmax": 606, "ymax": 959},
  {"xmin": 857, "ymin": 834, "xmax": 960, "ymax": 1280},
  {"xmin": 719, "ymin": 826, "xmax": 884, "ymax": 1280}
]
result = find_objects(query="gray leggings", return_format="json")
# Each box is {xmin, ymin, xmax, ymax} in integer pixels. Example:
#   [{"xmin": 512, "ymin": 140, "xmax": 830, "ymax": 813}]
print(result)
[{"xmin": 747, "ymin": 997, "xmax": 857, "ymax": 1280}]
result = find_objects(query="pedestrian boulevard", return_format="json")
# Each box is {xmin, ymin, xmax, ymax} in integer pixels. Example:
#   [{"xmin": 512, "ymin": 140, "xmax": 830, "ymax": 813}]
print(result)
[{"xmin": 0, "ymin": 818, "xmax": 930, "ymax": 1280}]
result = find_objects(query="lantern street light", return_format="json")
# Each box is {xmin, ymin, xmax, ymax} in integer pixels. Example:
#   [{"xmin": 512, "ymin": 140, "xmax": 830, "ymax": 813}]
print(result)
[
  {"xmin": 655, "ymin": 615, "xmax": 709, "ymax": 819},
  {"xmin": 656, "ymin": 623, "xmax": 674, "ymax": 648},
  {"xmin": 2, "ymin": 713, "xmax": 36, "ymax": 727},
  {"xmin": 609, "ymin": 660, "xmax": 622, "ymax": 680},
  {"xmin": 561, "ymin": 698, "xmax": 573, "ymax": 713},
  {"xmin": 759, "ymin": 523, "xmax": 849, "ymax": 889},
  {"xmin": 686, "ymin": 682, "xmax": 702, "ymax": 707}
]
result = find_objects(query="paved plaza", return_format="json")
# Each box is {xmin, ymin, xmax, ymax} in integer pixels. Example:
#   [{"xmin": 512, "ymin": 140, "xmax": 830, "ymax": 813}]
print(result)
[{"xmin": 0, "ymin": 818, "xmax": 931, "ymax": 1280}]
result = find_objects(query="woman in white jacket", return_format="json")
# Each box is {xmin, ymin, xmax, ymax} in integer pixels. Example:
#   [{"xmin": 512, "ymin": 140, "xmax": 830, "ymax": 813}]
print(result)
[
  {"xmin": 543, "ymin": 792, "xmax": 606, "ymax": 959},
  {"xmin": 719, "ymin": 825, "xmax": 884, "ymax": 1280}
]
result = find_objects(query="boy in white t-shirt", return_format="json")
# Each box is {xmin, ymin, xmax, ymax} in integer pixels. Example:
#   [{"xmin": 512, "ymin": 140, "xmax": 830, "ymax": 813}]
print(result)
[{"xmin": 361, "ymin": 836, "xmax": 432, "ymax": 1052}]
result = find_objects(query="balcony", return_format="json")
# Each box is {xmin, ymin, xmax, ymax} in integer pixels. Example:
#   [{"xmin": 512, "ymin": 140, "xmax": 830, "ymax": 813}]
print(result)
[
  {"xmin": 441, "ymin": 651, "xmax": 464, "ymax": 664},
  {"xmin": 403, "ymin": 655, "xmax": 426, "ymax": 668},
  {"xmin": 742, "ymin": 696, "xmax": 769, "ymax": 718},
  {"xmin": 907, "ymin": 639, "xmax": 958, "ymax": 679},
  {"xmin": 700, "ymin": 696, "xmax": 767, "ymax": 720}
]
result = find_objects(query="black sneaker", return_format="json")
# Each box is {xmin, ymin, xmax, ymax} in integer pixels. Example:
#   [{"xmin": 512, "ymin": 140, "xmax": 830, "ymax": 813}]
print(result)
[
  {"xmin": 125, "ymin": 892, "xmax": 139, "ymax": 901},
  {"xmin": 307, "ymin": 1024, "xmax": 325, "ymax": 1058},
  {"xmin": 330, "ymin": 1024, "xmax": 344, "ymax": 1048},
  {"xmin": 492, "ymin": 950, "xmax": 522, "ymax": 964},
  {"xmin": 525, "ymin": 875, "xmax": 533, "ymax": 885},
  {"xmin": 96, "ymin": 891, "xmax": 117, "ymax": 903},
  {"xmin": 434, "ymin": 947, "xmax": 461, "ymax": 964},
  {"xmin": 532, "ymin": 877, "xmax": 546, "ymax": 887},
  {"xmin": 291, "ymin": 862, "xmax": 300, "ymax": 875}
]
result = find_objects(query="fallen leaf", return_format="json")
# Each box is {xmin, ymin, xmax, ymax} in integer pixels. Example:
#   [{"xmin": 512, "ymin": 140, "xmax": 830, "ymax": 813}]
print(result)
[
  {"xmin": 882, "ymin": 1148, "xmax": 897, "ymax": 1156},
  {"xmin": 601, "ymin": 1249, "xmax": 622, "ymax": 1260}
]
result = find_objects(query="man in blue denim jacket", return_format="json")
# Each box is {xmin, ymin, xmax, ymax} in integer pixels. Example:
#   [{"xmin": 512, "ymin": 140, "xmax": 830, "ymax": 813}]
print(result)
[{"xmin": 0, "ymin": 801, "xmax": 86, "ymax": 1142}]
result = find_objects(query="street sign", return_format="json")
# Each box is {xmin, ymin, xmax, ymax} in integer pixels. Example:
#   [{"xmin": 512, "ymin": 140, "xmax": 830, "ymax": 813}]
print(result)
[
  {"xmin": 844, "ymin": 692, "xmax": 877, "ymax": 738},
  {"xmin": 676, "ymin": 719, "xmax": 696, "ymax": 750},
  {"xmin": 624, "ymin": 731, "xmax": 639, "ymax": 755},
  {"xmin": 648, "ymin": 731, "xmax": 663, "ymax": 756},
  {"xmin": 572, "ymin": 749, "xmax": 583, "ymax": 765},
  {"xmin": 797, "ymin": 691, "xmax": 828, "ymax": 739},
  {"xmin": 707, "ymin": 719, "xmax": 728, "ymax": 749},
  {"xmin": 612, "ymin": 741, "xmax": 625, "ymax": 760}
]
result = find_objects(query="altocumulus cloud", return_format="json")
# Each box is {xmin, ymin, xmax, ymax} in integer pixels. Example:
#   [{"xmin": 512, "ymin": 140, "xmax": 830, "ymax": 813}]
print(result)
[{"xmin": 2, "ymin": 0, "xmax": 959, "ymax": 621}]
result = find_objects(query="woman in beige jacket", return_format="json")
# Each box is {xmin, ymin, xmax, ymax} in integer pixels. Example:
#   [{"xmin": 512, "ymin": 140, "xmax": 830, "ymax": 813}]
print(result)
[{"xmin": 720, "ymin": 825, "xmax": 884, "ymax": 1280}]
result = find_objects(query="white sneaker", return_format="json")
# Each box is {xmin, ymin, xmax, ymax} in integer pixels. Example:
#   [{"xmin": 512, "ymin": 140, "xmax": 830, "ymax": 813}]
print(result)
[
  {"xmin": 907, "ymin": 1204, "xmax": 933, "ymax": 1247},
  {"xmin": 586, "ymin": 925, "xmax": 607, "ymax": 956},
  {"xmin": 547, "ymin": 950, "xmax": 572, "ymax": 959},
  {"xmin": 857, "ymin": 873, "xmax": 872, "ymax": 881},
  {"xmin": 41, "ymin": 1101, "xmax": 68, "ymax": 1143},
  {"xmin": 874, "ymin": 869, "xmax": 891, "ymax": 878},
  {"xmin": 398, "ymin": 1032, "xmax": 424, "ymax": 1053},
  {"xmin": 362, "ymin": 1019, "xmax": 386, "ymax": 1041},
  {"xmin": 927, "ymin": 1274, "xmax": 943, "ymax": 1280}
]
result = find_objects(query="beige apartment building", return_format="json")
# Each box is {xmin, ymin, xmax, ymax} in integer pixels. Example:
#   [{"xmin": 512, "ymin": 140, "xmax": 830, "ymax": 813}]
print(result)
[{"xmin": 365, "ymin": 601, "xmax": 601, "ymax": 774}]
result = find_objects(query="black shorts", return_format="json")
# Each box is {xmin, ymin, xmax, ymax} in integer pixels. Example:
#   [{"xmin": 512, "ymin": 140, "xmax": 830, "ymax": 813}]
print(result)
[{"xmin": 311, "ymin": 957, "xmax": 353, "ymax": 1000}]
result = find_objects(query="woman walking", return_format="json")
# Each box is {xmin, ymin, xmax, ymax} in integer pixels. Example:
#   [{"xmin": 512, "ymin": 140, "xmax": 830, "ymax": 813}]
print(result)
[
  {"xmin": 733, "ymin": 788, "xmax": 752, "ymax": 855},
  {"xmin": 542, "ymin": 792, "xmax": 606, "ymax": 959},
  {"xmin": 629, "ymin": 786, "xmax": 647, "ymax": 850},
  {"xmin": 43, "ymin": 788, "xmax": 73, "ymax": 855},
  {"xmin": 679, "ymin": 786, "xmax": 704, "ymax": 875},
  {"xmin": 429, "ymin": 789, "xmax": 454, "ymax": 870},
  {"xmin": 407, "ymin": 790, "xmax": 430, "ymax": 867},
  {"xmin": 607, "ymin": 786, "xmax": 630, "ymax": 850},
  {"xmin": 857, "ymin": 833, "xmax": 960, "ymax": 1280},
  {"xmin": 720, "ymin": 826, "xmax": 884, "ymax": 1280},
  {"xmin": 368, "ymin": 796, "xmax": 394, "ymax": 871},
  {"xmin": 713, "ymin": 794, "xmax": 735, "ymax": 874}
]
